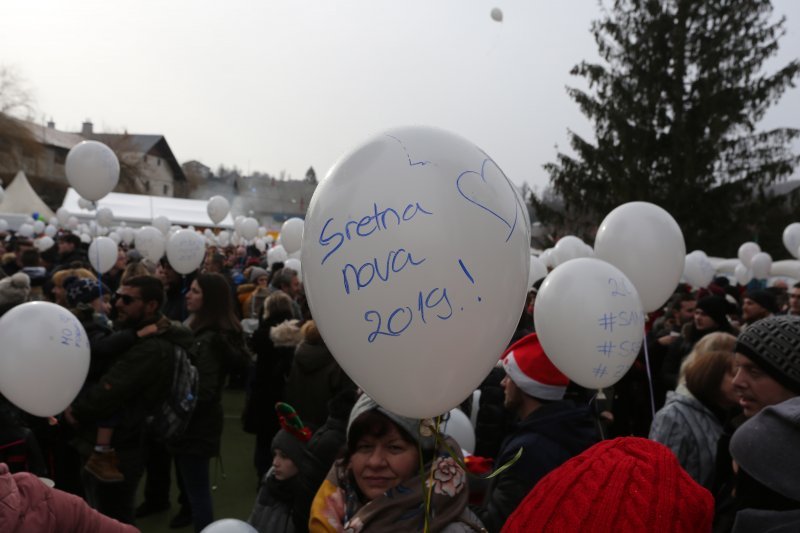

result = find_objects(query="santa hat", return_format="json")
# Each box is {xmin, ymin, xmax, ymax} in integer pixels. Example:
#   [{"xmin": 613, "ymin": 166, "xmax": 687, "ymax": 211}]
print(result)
[{"xmin": 502, "ymin": 333, "xmax": 569, "ymax": 401}]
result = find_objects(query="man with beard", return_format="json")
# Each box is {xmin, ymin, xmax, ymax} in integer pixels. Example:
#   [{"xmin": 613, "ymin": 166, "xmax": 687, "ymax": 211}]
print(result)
[
  {"xmin": 475, "ymin": 333, "xmax": 599, "ymax": 533},
  {"xmin": 66, "ymin": 276, "xmax": 194, "ymax": 525}
]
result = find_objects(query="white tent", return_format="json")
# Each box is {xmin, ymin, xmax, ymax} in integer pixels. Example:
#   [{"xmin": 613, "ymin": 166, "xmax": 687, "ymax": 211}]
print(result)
[
  {"xmin": 61, "ymin": 188, "xmax": 235, "ymax": 229},
  {"xmin": 0, "ymin": 171, "xmax": 56, "ymax": 220}
]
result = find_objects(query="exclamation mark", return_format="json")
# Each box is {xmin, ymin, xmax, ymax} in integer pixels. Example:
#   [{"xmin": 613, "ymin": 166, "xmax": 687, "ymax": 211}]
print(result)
[{"xmin": 458, "ymin": 259, "xmax": 481, "ymax": 307}]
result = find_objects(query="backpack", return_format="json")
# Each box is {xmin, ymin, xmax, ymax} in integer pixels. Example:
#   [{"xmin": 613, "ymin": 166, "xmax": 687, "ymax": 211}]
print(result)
[{"xmin": 146, "ymin": 343, "xmax": 199, "ymax": 444}]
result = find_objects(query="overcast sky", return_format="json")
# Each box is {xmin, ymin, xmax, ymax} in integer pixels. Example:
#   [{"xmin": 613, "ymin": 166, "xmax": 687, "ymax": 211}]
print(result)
[{"xmin": 3, "ymin": 0, "xmax": 799, "ymax": 192}]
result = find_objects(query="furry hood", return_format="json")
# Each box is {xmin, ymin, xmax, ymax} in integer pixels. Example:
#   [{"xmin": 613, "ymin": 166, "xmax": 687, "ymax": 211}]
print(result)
[{"xmin": 270, "ymin": 319, "xmax": 302, "ymax": 347}]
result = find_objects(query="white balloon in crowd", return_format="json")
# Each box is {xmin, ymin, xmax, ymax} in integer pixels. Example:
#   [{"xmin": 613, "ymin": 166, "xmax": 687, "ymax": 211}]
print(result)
[
  {"xmin": 267, "ymin": 244, "xmax": 287, "ymax": 268},
  {"xmin": 67, "ymin": 216, "xmax": 79, "ymax": 230},
  {"xmin": 490, "ymin": 7, "xmax": 503, "ymax": 22},
  {"xmin": 734, "ymin": 263, "xmax": 753, "ymax": 286},
  {"xmin": 284, "ymin": 257, "xmax": 302, "ymax": 281},
  {"xmin": 56, "ymin": 207, "xmax": 70, "ymax": 225},
  {"xmin": 594, "ymin": 202, "xmax": 685, "ymax": 312},
  {"xmin": 750, "ymin": 252, "xmax": 772, "ymax": 280},
  {"xmin": 254, "ymin": 238, "xmax": 267, "ymax": 253},
  {"xmin": 302, "ymin": 126, "xmax": 529, "ymax": 418},
  {"xmin": 65, "ymin": 140, "xmax": 120, "ymax": 201},
  {"xmin": 683, "ymin": 250, "xmax": 715, "ymax": 288},
  {"xmin": 167, "ymin": 230, "xmax": 206, "ymax": 275},
  {"xmin": 538, "ymin": 248, "xmax": 554, "ymax": 269},
  {"xmin": 216, "ymin": 230, "xmax": 231, "ymax": 247},
  {"xmin": 528, "ymin": 255, "xmax": 548, "ymax": 288},
  {"xmin": 17, "ymin": 223, "xmax": 34, "ymax": 238},
  {"xmin": 443, "ymin": 408, "xmax": 476, "ymax": 454},
  {"xmin": 108, "ymin": 231, "xmax": 121, "ymax": 245},
  {"xmin": 44, "ymin": 224, "xmax": 58, "ymax": 238},
  {"xmin": 152, "ymin": 215, "xmax": 171, "ymax": 236},
  {"xmin": 239, "ymin": 217, "xmax": 259, "ymax": 241},
  {"xmin": 782, "ymin": 223, "xmax": 800, "ymax": 258},
  {"xmin": 24, "ymin": 216, "xmax": 34, "ymax": 225},
  {"xmin": 535, "ymin": 257, "xmax": 644, "ymax": 390},
  {"xmin": 0, "ymin": 219, "xmax": 7, "ymax": 232},
  {"xmin": 234, "ymin": 216, "xmax": 245, "ymax": 234},
  {"xmin": 206, "ymin": 195, "xmax": 230, "ymax": 225},
  {"xmin": 135, "ymin": 226, "xmax": 166, "ymax": 262},
  {"xmin": 96, "ymin": 207, "xmax": 114, "ymax": 227},
  {"xmin": 80, "ymin": 233, "xmax": 91, "ymax": 244},
  {"xmin": 119, "ymin": 227, "xmax": 135, "ymax": 245},
  {"xmin": 199, "ymin": 518, "xmax": 257, "ymax": 533},
  {"xmin": 77, "ymin": 198, "xmax": 94, "ymax": 210},
  {"xmin": 552, "ymin": 235, "xmax": 589, "ymax": 267},
  {"xmin": 258, "ymin": 226, "xmax": 267, "ymax": 238},
  {"xmin": 265, "ymin": 235, "xmax": 275, "ymax": 245},
  {"xmin": 737, "ymin": 242, "xmax": 760, "ymax": 269},
  {"xmin": 35, "ymin": 236, "xmax": 55, "ymax": 252},
  {"xmin": 33, "ymin": 220, "xmax": 45, "ymax": 234},
  {"xmin": 88, "ymin": 236, "xmax": 119, "ymax": 274},
  {"xmin": 0, "ymin": 302, "xmax": 90, "ymax": 417},
  {"xmin": 280, "ymin": 217, "xmax": 304, "ymax": 254}
]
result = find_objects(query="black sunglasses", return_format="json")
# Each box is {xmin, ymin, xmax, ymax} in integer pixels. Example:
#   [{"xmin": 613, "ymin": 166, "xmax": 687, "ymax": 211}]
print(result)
[{"xmin": 114, "ymin": 293, "xmax": 142, "ymax": 305}]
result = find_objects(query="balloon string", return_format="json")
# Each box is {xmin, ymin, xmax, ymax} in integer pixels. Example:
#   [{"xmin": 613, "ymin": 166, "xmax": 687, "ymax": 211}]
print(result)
[
  {"xmin": 95, "ymin": 240, "xmax": 106, "ymax": 317},
  {"xmin": 642, "ymin": 326, "xmax": 656, "ymax": 420}
]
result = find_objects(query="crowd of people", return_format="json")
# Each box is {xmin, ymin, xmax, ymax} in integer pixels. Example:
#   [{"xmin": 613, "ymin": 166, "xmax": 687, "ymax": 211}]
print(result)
[{"xmin": 0, "ymin": 228, "xmax": 798, "ymax": 532}]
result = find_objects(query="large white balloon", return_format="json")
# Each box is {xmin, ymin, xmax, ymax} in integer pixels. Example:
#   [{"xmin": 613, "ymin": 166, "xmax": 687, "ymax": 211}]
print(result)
[
  {"xmin": 267, "ymin": 244, "xmax": 287, "ymax": 267},
  {"xmin": 96, "ymin": 207, "xmax": 114, "ymax": 227},
  {"xmin": 529, "ymin": 255, "xmax": 548, "ymax": 288},
  {"xmin": 302, "ymin": 126, "xmax": 530, "ymax": 418},
  {"xmin": 594, "ymin": 202, "xmax": 685, "ymax": 312},
  {"xmin": 239, "ymin": 217, "xmax": 259, "ymax": 241},
  {"xmin": 683, "ymin": 250, "xmax": 715, "ymax": 288},
  {"xmin": 280, "ymin": 217, "xmax": 305, "ymax": 254},
  {"xmin": 135, "ymin": 226, "xmax": 166, "ymax": 262},
  {"xmin": 782, "ymin": 223, "xmax": 800, "ymax": 259},
  {"xmin": 737, "ymin": 242, "xmax": 760, "ymax": 269},
  {"xmin": 534, "ymin": 258, "xmax": 644, "ymax": 389},
  {"xmin": 17, "ymin": 223, "xmax": 34, "ymax": 238},
  {"xmin": 166, "ymin": 230, "xmax": 206, "ymax": 274},
  {"xmin": 0, "ymin": 302, "xmax": 90, "ymax": 416},
  {"xmin": 65, "ymin": 141, "xmax": 120, "ymax": 201},
  {"xmin": 750, "ymin": 252, "xmax": 772, "ymax": 280},
  {"xmin": 734, "ymin": 263, "xmax": 753, "ymax": 286},
  {"xmin": 284, "ymin": 257, "xmax": 302, "ymax": 281},
  {"xmin": 33, "ymin": 220, "xmax": 45, "ymax": 235},
  {"xmin": 44, "ymin": 224, "xmax": 57, "ymax": 238},
  {"xmin": 200, "ymin": 519, "xmax": 257, "ymax": 533},
  {"xmin": 88, "ymin": 237, "xmax": 118, "ymax": 274},
  {"xmin": 443, "ymin": 408, "xmax": 476, "ymax": 454},
  {"xmin": 207, "ymin": 196, "xmax": 230, "ymax": 225},
  {"xmin": 35, "ymin": 236, "xmax": 55, "ymax": 252}
]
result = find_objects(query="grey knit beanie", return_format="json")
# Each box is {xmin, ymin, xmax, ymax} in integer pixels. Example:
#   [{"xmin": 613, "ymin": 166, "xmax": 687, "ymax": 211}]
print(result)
[
  {"xmin": 730, "ymin": 397, "xmax": 800, "ymax": 502},
  {"xmin": 0, "ymin": 272, "xmax": 30, "ymax": 307},
  {"xmin": 735, "ymin": 315, "xmax": 800, "ymax": 394},
  {"xmin": 347, "ymin": 394, "xmax": 436, "ymax": 450}
]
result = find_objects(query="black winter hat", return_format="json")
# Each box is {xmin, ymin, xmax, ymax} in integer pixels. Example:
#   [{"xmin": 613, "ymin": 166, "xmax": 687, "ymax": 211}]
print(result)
[
  {"xmin": 735, "ymin": 315, "xmax": 800, "ymax": 394},
  {"xmin": 744, "ymin": 289, "xmax": 779, "ymax": 314},
  {"xmin": 696, "ymin": 295, "xmax": 730, "ymax": 328}
]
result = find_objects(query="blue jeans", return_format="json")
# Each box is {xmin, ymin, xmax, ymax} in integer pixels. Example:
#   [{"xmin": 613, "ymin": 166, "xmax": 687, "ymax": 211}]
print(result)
[{"xmin": 175, "ymin": 453, "xmax": 213, "ymax": 532}]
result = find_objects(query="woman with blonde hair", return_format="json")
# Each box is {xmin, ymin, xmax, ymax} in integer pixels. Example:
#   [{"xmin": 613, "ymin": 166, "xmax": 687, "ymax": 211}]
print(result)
[
  {"xmin": 51, "ymin": 268, "xmax": 96, "ymax": 306},
  {"xmin": 649, "ymin": 331, "xmax": 738, "ymax": 488}
]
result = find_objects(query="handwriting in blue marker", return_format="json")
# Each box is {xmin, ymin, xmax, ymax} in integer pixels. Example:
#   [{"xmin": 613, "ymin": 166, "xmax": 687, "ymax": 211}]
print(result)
[
  {"xmin": 319, "ymin": 202, "xmax": 433, "ymax": 265},
  {"xmin": 597, "ymin": 341, "xmax": 615, "ymax": 357},
  {"xmin": 342, "ymin": 248, "xmax": 426, "ymax": 295},
  {"xmin": 386, "ymin": 134, "xmax": 432, "ymax": 167},
  {"xmin": 598, "ymin": 312, "xmax": 616, "ymax": 332},
  {"xmin": 456, "ymin": 158, "xmax": 519, "ymax": 242},
  {"xmin": 609, "ymin": 277, "xmax": 633, "ymax": 297},
  {"xmin": 365, "ymin": 287, "xmax": 453, "ymax": 343},
  {"xmin": 592, "ymin": 364, "xmax": 608, "ymax": 379}
]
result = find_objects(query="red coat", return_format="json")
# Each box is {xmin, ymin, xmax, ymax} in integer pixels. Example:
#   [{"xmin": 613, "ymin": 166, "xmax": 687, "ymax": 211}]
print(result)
[{"xmin": 0, "ymin": 463, "xmax": 138, "ymax": 533}]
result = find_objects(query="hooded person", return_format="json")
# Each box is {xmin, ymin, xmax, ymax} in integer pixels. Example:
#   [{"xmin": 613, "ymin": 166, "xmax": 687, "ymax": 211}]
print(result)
[
  {"xmin": 475, "ymin": 333, "xmax": 599, "ymax": 532},
  {"xmin": 309, "ymin": 394, "xmax": 484, "ymax": 532},
  {"xmin": 0, "ymin": 272, "xmax": 30, "ymax": 317},
  {"xmin": 248, "ymin": 403, "xmax": 317, "ymax": 533},
  {"xmin": 501, "ymin": 437, "xmax": 714, "ymax": 533}
]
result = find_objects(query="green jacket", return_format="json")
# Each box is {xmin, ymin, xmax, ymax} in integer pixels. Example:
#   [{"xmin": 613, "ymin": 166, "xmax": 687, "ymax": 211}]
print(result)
[{"xmin": 71, "ymin": 315, "xmax": 194, "ymax": 454}]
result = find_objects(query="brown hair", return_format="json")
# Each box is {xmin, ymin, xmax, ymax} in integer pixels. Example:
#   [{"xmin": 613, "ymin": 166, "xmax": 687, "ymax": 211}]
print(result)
[
  {"xmin": 300, "ymin": 320, "xmax": 323, "ymax": 345},
  {"xmin": 52, "ymin": 268, "xmax": 97, "ymax": 289},
  {"xmin": 682, "ymin": 332, "xmax": 737, "ymax": 409},
  {"xmin": 263, "ymin": 291, "xmax": 293, "ymax": 322}
]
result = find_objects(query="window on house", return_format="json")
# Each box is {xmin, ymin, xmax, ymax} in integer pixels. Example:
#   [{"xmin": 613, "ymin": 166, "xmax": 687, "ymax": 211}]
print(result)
[
  {"xmin": 157, "ymin": 158, "xmax": 161, "ymax": 166},
  {"xmin": 144, "ymin": 155, "xmax": 148, "ymax": 163},
  {"xmin": 163, "ymin": 184, "xmax": 169, "ymax": 195}
]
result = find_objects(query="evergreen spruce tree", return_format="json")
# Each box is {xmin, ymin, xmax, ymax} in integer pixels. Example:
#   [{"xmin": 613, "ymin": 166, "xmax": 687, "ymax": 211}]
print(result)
[{"xmin": 543, "ymin": 0, "xmax": 799, "ymax": 254}]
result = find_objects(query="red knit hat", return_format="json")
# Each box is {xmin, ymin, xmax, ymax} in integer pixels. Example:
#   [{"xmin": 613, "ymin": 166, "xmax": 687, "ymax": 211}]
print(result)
[
  {"xmin": 501, "ymin": 333, "xmax": 569, "ymax": 401},
  {"xmin": 501, "ymin": 437, "xmax": 714, "ymax": 533}
]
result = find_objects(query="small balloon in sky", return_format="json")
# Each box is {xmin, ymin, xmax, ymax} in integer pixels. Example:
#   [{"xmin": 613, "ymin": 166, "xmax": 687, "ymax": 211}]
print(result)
[{"xmin": 491, "ymin": 7, "xmax": 503, "ymax": 22}]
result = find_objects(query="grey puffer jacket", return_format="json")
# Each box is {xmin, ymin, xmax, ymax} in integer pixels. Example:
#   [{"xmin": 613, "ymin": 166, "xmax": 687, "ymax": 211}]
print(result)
[{"xmin": 649, "ymin": 386, "xmax": 723, "ymax": 488}]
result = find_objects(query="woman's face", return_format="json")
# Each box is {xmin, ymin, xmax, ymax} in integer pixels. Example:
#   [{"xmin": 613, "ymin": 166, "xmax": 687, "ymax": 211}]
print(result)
[
  {"xmin": 272, "ymin": 449, "xmax": 298, "ymax": 481},
  {"xmin": 186, "ymin": 280, "xmax": 203, "ymax": 313},
  {"xmin": 350, "ymin": 422, "xmax": 420, "ymax": 501}
]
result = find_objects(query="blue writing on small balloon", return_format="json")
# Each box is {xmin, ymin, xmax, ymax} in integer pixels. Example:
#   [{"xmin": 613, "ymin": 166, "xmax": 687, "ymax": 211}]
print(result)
[
  {"xmin": 341, "ymin": 248, "xmax": 426, "ymax": 295},
  {"xmin": 319, "ymin": 202, "xmax": 433, "ymax": 265},
  {"xmin": 365, "ymin": 287, "xmax": 453, "ymax": 343},
  {"xmin": 592, "ymin": 364, "xmax": 608, "ymax": 379}
]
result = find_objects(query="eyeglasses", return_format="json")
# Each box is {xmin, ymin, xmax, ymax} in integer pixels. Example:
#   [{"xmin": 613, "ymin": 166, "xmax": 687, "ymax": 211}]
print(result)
[{"xmin": 114, "ymin": 292, "xmax": 142, "ymax": 305}]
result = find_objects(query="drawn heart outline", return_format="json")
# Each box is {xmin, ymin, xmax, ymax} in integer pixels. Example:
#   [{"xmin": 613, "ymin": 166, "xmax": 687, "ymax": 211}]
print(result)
[{"xmin": 456, "ymin": 158, "xmax": 519, "ymax": 242}]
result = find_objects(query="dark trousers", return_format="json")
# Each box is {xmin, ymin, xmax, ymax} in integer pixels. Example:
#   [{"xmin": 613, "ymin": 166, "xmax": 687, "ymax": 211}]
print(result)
[
  {"xmin": 81, "ymin": 447, "xmax": 145, "ymax": 525},
  {"xmin": 142, "ymin": 437, "xmax": 173, "ymax": 506},
  {"xmin": 175, "ymin": 453, "xmax": 213, "ymax": 532}
]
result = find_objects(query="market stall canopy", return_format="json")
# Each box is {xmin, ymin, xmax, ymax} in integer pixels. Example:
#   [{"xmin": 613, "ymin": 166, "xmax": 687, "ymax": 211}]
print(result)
[
  {"xmin": 61, "ymin": 188, "xmax": 235, "ymax": 229},
  {"xmin": 0, "ymin": 171, "xmax": 56, "ymax": 220}
]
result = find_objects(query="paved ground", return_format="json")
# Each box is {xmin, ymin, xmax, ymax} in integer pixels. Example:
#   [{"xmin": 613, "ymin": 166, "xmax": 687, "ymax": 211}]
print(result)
[{"xmin": 136, "ymin": 389, "xmax": 259, "ymax": 532}]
